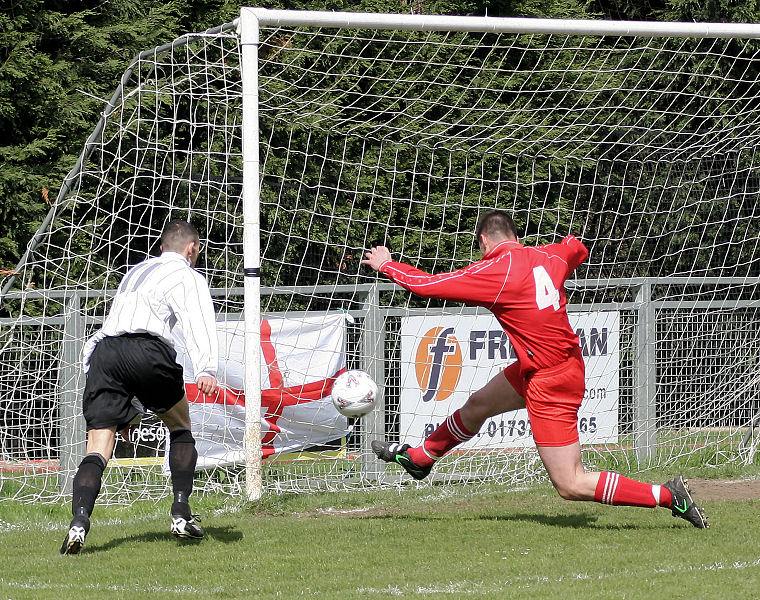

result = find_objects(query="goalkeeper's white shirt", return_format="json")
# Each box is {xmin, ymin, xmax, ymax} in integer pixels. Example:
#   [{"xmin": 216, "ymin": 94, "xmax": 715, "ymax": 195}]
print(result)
[{"xmin": 82, "ymin": 251, "xmax": 218, "ymax": 382}]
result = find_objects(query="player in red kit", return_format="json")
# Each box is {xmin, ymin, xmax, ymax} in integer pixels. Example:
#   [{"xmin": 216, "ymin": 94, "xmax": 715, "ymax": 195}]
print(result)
[{"xmin": 363, "ymin": 210, "xmax": 708, "ymax": 528}]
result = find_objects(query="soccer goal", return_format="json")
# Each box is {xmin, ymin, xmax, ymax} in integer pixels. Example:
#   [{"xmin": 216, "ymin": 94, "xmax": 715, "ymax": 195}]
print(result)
[{"xmin": 2, "ymin": 9, "xmax": 760, "ymax": 505}]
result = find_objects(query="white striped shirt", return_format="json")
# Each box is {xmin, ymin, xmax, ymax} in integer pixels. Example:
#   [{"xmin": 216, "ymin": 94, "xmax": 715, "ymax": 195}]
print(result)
[{"xmin": 82, "ymin": 251, "xmax": 219, "ymax": 381}]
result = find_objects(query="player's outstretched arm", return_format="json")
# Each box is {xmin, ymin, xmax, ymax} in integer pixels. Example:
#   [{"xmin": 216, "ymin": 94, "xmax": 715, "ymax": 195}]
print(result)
[
  {"xmin": 363, "ymin": 245, "xmax": 476, "ymax": 305},
  {"xmin": 362, "ymin": 246, "xmax": 392, "ymax": 271}
]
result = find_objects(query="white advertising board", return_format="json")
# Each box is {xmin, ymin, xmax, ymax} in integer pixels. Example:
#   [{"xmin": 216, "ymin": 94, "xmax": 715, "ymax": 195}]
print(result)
[{"xmin": 399, "ymin": 312, "xmax": 619, "ymax": 448}]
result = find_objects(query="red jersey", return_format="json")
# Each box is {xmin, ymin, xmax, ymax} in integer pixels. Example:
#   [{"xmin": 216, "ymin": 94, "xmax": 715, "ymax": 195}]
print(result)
[{"xmin": 379, "ymin": 236, "xmax": 589, "ymax": 375}]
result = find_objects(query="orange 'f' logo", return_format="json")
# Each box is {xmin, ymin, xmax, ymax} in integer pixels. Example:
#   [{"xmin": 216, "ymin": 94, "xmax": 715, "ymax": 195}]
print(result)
[{"xmin": 414, "ymin": 327, "xmax": 462, "ymax": 402}]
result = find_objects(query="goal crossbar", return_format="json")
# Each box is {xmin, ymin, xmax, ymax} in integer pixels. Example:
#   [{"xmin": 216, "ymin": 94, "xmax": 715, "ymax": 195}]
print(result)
[{"xmin": 243, "ymin": 7, "xmax": 760, "ymax": 38}]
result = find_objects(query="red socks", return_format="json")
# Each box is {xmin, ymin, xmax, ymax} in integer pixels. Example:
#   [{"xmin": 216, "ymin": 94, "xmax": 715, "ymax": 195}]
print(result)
[
  {"xmin": 595, "ymin": 472, "xmax": 673, "ymax": 508},
  {"xmin": 407, "ymin": 409, "xmax": 475, "ymax": 467},
  {"xmin": 407, "ymin": 417, "xmax": 677, "ymax": 513}
]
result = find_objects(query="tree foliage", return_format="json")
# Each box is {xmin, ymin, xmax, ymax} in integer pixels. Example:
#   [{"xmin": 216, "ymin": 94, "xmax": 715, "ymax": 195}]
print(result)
[
  {"xmin": 0, "ymin": 0, "xmax": 240, "ymax": 272},
  {"xmin": 3, "ymin": 0, "xmax": 760, "ymax": 287}
]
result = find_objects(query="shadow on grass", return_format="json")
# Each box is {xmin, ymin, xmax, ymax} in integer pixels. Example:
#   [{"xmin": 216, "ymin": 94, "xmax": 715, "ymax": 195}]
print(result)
[
  {"xmin": 475, "ymin": 512, "xmax": 663, "ymax": 530},
  {"xmin": 364, "ymin": 511, "xmax": 665, "ymax": 530},
  {"xmin": 82, "ymin": 525, "xmax": 243, "ymax": 553}
]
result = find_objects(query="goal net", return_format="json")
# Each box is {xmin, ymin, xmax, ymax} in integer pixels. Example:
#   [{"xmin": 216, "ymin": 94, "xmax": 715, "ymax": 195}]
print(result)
[{"xmin": 2, "ymin": 10, "xmax": 760, "ymax": 504}]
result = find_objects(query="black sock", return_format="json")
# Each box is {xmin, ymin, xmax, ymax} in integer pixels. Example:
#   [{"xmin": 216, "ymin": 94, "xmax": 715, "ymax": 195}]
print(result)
[
  {"xmin": 169, "ymin": 429, "xmax": 197, "ymax": 517},
  {"xmin": 71, "ymin": 453, "xmax": 107, "ymax": 527}
]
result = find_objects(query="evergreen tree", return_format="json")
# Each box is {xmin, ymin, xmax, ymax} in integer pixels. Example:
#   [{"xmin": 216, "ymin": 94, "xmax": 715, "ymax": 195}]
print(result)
[{"xmin": 0, "ymin": 0, "xmax": 239, "ymax": 272}]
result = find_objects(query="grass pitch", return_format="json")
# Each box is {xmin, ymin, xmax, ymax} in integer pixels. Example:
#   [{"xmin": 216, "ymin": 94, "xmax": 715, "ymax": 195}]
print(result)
[{"xmin": 1, "ymin": 473, "xmax": 759, "ymax": 600}]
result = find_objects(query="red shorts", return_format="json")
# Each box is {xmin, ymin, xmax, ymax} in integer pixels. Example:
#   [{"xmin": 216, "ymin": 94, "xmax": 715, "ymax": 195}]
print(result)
[{"xmin": 503, "ymin": 347, "xmax": 585, "ymax": 447}]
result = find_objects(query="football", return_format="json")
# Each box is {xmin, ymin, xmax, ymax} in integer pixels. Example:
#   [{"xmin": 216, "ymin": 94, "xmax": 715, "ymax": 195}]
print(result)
[{"xmin": 331, "ymin": 369, "xmax": 378, "ymax": 418}]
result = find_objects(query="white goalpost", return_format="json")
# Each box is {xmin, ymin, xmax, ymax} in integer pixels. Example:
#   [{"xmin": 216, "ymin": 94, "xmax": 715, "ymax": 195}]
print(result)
[{"xmin": 1, "ymin": 9, "xmax": 760, "ymax": 504}]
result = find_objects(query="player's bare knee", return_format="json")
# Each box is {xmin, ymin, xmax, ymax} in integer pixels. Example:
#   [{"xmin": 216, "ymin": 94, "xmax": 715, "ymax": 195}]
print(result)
[{"xmin": 552, "ymin": 481, "xmax": 584, "ymax": 501}]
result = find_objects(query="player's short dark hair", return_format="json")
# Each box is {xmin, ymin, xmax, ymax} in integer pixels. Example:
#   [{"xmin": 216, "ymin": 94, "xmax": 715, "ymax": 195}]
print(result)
[
  {"xmin": 475, "ymin": 210, "xmax": 519, "ymax": 240},
  {"xmin": 160, "ymin": 220, "xmax": 199, "ymax": 252}
]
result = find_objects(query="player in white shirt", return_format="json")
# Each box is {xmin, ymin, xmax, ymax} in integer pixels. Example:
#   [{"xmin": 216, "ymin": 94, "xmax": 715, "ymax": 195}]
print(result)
[{"xmin": 61, "ymin": 220, "xmax": 219, "ymax": 554}]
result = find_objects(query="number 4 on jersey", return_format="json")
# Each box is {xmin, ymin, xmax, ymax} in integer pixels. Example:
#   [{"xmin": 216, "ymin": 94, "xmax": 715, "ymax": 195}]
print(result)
[{"xmin": 533, "ymin": 266, "xmax": 560, "ymax": 311}]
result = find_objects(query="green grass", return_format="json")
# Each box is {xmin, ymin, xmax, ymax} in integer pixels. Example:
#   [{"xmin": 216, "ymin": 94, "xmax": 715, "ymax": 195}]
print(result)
[{"xmin": 2, "ymin": 470, "xmax": 760, "ymax": 600}]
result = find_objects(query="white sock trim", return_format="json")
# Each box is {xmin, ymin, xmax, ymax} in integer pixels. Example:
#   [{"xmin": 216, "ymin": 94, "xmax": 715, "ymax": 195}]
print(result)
[
  {"xmin": 602, "ymin": 472, "xmax": 619, "ymax": 505},
  {"xmin": 447, "ymin": 414, "xmax": 475, "ymax": 442},
  {"xmin": 421, "ymin": 442, "xmax": 441, "ymax": 461},
  {"xmin": 651, "ymin": 484, "xmax": 661, "ymax": 505}
]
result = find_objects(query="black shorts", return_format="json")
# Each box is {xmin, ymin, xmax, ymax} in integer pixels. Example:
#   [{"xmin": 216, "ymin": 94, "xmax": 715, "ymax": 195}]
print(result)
[{"xmin": 82, "ymin": 333, "xmax": 186, "ymax": 431}]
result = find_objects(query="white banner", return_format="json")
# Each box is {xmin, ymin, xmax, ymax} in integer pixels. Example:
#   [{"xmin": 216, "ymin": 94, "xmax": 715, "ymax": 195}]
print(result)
[
  {"xmin": 399, "ymin": 312, "xmax": 619, "ymax": 448},
  {"xmin": 176, "ymin": 313, "xmax": 350, "ymax": 467}
]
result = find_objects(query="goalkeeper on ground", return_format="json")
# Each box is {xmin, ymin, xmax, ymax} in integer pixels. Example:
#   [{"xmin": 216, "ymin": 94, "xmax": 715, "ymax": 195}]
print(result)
[{"xmin": 364, "ymin": 209, "xmax": 708, "ymax": 529}]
